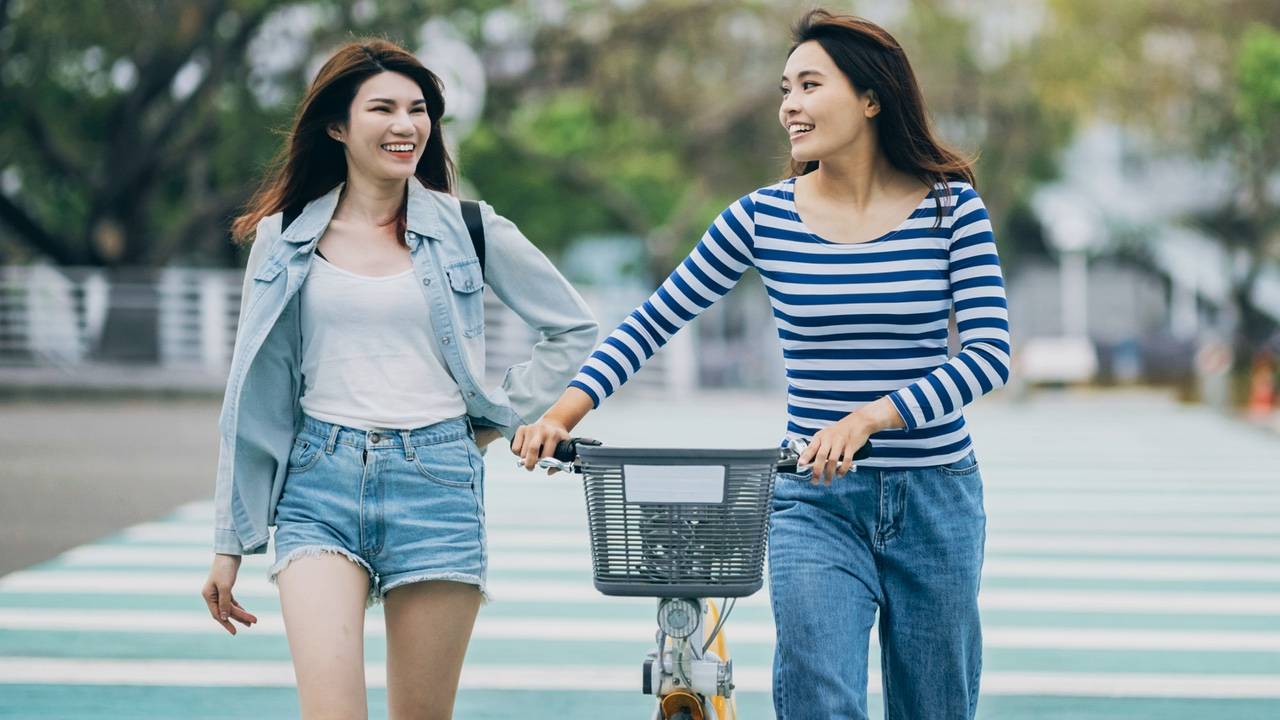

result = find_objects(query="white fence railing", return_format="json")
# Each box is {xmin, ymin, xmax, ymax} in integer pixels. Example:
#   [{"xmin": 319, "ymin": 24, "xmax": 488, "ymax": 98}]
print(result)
[{"xmin": 0, "ymin": 264, "xmax": 783, "ymax": 395}]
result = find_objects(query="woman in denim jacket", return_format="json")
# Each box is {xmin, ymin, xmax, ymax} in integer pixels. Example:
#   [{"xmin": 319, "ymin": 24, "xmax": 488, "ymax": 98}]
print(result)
[{"xmin": 200, "ymin": 39, "xmax": 596, "ymax": 719}]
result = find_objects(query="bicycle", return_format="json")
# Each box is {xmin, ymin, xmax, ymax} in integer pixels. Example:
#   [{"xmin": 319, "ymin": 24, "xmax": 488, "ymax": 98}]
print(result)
[{"xmin": 526, "ymin": 437, "xmax": 871, "ymax": 720}]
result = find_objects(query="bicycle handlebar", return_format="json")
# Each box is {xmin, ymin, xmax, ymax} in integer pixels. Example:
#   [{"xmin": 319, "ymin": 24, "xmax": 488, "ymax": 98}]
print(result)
[{"xmin": 531, "ymin": 436, "xmax": 871, "ymax": 474}]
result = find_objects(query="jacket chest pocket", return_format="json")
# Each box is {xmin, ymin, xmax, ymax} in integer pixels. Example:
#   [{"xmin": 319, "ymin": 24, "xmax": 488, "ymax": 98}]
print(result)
[
  {"xmin": 244, "ymin": 256, "xmax": 286, "ymax": 317},
  {"xmin": 445, "ymin": 258, "xmax": 485, "ymax": 337}
]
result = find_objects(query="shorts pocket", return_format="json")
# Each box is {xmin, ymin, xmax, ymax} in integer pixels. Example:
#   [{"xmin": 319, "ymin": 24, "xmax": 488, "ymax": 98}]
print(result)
[
  {"xmin": 287, "ymin": 438, "xmax": 324, "ymax": 474},
  {"xmin": 412, "ymin": 438, "xmax": 477, "ymax": 488}
]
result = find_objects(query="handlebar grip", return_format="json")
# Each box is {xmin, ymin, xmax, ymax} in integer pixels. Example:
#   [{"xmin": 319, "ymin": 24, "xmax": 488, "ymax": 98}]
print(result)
[
  {"xmin": 551, "ymin": 440, "xmax": 577, "ymax": 462},
  {"xmin": 551, "ymin": 437, "xmax": 602, "ymax": 462}
]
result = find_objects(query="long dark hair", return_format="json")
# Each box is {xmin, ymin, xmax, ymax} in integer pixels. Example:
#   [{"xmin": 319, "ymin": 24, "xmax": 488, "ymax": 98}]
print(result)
[
  {"xmin": 786, "ymin": 10, "xmax": 975, "ymax": 215},
  {"xmin": 232, "ymin": 38, "xmax": 456, "ymax": 242}
]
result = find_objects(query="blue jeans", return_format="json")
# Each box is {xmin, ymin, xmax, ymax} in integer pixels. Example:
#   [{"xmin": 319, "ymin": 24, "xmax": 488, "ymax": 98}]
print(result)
[{"xmin": 768, "ymin": 451, "xmax": 986, "ymax": 719}]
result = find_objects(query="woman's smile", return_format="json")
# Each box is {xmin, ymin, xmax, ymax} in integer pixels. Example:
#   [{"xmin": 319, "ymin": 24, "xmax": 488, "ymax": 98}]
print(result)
[
  {"xmin": 788, "ymin": 122, "xmax": 816, "ymax": 141},
  {"xmin": 380, "ymin": 141, "xmax": 416, "ymax": 160}
]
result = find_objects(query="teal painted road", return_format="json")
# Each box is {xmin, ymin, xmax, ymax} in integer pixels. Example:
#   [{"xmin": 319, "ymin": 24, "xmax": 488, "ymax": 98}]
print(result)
[{"xmin": 1, "ymin": 390, "xmax": 1278, "ymax": 718}]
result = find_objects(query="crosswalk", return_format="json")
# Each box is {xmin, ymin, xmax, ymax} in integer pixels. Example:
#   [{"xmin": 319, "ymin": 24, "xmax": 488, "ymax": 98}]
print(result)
[{"xmin": 1, "ymin": 390, "xmax": 1278, "ymax": 718}]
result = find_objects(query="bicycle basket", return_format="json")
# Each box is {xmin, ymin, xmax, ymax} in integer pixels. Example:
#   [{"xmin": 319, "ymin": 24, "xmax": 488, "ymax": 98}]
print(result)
[{"xmin": 576, "ymin": 446, "xmax": 779, "ymax": 598}]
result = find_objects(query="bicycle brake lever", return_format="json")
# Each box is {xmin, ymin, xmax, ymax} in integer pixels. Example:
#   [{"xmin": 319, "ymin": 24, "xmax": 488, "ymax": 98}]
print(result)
[
  {"xmin": 776, "ymin": 439, "xmax": 810, "ymax": 474},
  {"xmin": 531, "ymin": 457, "xmax": 577, "ymax": 474}
]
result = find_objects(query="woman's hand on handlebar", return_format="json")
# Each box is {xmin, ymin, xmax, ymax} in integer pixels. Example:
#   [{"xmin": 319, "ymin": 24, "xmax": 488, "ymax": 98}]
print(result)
[
  {"xmin": 799, "ymin": 416, "xmax": 874, "ymax": 485},
  {"xmin": 512, "ymin": 418, "xmax": 570, "ymax": 471},
  {"xmin": 512, "ymin": 387, "xmax": 595, "ymax": 472},
  {"xmin": 799, "ymin": 396, "xmax": 904, "ymax": 484}
]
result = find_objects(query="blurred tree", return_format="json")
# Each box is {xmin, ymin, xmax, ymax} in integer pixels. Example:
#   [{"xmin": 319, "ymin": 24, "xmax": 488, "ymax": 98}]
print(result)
[
  {"xmin": 459, "ymin": 0, "xmax": 1083, "ymax": 280},
  {"xmin": 1036, "ymin": 0, "xmax": 1280, "ymax": 374},
  {"xmin": 0, "ymin": 0, "xmax": 280, "ymax": 266},
  {"xmin": 0, "ymin": 0, "xmax": 485, "ymax": 267},
  {"xmin": 1221, "ymin": 22, "xmax": 1280, "ymax": 369},
  {"xmin": 0, "ymin": 0, "xmax": 1220, "ymax": 286},
  {"xmin": 459, "ymin": 0, "xmax": 794, "ymax": 279},
  {"xmin": 895, "ymin": 1, "xmax": 1073, "ymax": 272}
]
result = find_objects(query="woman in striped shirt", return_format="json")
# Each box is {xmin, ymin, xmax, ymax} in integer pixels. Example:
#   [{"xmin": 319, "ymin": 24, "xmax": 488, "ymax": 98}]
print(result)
[{"xmin": 515, "ymin": 9, "xmax": 1010, "ymax": 719}]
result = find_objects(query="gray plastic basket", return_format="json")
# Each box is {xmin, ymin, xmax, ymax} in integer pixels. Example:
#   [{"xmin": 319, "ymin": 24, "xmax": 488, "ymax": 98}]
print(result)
[{"xmin": 576, "ymin": 445, "xmax": 779, "ymax": 598}]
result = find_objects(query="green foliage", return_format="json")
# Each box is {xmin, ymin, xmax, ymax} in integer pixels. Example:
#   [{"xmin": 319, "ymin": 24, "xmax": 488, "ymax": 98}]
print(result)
[
  {"xmin": 1235, "ymin": 23, "xmax": 1280, "ymax": 143},
  {"xmin": 512, "ymin": 91, "xmax": 683, "ymax": 224},
  {"xmin": 0, "ymin": 0, "xmax": 295, "ymax": 264},
  {"xmin": 460, "ymin": 121, "xmax": 618, "ymax": 253}
]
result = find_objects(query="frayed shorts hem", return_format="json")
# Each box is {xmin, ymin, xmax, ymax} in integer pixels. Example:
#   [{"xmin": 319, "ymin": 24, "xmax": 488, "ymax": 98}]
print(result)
[
  {"xmin": 267, "ymin": 545, "xmax": 380, "ymax": 608},
  {"xmin": 268, "ymin": 545, "xmax": 490, "ymax": 607},
  {"xmin": 380, "ymin": 571, "xmax": 491, "ymax": 605}
]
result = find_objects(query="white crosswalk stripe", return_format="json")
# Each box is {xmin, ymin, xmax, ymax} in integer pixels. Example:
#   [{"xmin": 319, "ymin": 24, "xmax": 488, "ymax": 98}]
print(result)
[
  {"xmin": 5, "ymin": 571, "xmax": 1280, "ymax": 614},
  {"xmin": 117, "ymin": 522, "xmax": 1280, "ymax": 557},
  {"xmin": 37, "ymin": 545, "xmax": 1280, "ymax": 582},
  {"xmin": 4, "ymin": 609, "xmax": 1280, "ymax": 652},
  {"xmin": 3, "ymin": 657, "xmax": 1279, "ymax": 698}
]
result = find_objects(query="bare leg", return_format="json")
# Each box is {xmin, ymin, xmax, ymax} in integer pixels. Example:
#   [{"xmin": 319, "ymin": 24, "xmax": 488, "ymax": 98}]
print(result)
[
  {"xmin": 277, "ymin": 553, "xmax": 371, "ymax": 720},
  {"xmin": 383, "ymin": 580, "xmax": 482, "ymax": 720}
]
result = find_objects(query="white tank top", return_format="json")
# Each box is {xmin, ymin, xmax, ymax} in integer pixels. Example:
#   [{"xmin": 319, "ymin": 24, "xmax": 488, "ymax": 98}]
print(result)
[{"xmin": 298, "ymin": 255, "xmax": 466, "ymax": 430}]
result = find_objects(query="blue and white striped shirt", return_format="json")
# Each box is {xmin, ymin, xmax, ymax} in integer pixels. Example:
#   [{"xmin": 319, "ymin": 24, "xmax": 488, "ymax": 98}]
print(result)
[{"xmin": 570, "ymin": 177, "xmax": 1011, "ymax": 468}]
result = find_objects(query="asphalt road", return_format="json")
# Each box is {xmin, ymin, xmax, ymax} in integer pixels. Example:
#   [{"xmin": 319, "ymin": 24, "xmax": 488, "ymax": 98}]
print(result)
[{"xmin": 0, "ymin": 397, "xmax": 221, "ymax": 576}]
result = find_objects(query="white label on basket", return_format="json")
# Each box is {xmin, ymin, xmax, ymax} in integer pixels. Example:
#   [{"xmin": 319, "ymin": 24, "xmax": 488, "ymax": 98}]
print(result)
[{"xmin": 622, "ymin": 465, "xmax": 726, "ymax": 504}]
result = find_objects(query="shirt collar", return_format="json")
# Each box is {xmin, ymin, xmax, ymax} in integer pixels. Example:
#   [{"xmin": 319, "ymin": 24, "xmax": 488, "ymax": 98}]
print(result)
[{"xmin": 279, "ymin": 177, "xmax": 443, "ymax": 249}]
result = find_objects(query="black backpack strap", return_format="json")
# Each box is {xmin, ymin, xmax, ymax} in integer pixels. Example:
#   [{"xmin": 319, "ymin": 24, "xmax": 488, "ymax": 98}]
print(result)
[
  {"xmin": 460, "ymin": 200, "xmax": 485, "ymax": 278},
  {"xmin": 282, "ymin": 204, "xmax": 304, "ymax": 234}
]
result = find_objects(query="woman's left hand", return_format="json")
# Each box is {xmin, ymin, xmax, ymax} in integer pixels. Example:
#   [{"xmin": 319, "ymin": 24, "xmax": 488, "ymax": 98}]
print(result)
[{"xmin": 798, "ymin": 415, "xmax": 874, "ymax": 485}]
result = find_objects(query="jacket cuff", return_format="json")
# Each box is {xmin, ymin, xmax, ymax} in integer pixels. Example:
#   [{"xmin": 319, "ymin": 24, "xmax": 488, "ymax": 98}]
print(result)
[{"xmin": 213, "ymin": 527, "xmax": 245, "ymax": 556}]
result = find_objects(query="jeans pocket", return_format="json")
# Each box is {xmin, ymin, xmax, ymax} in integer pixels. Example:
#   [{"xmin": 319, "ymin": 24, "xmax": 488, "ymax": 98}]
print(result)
[
  {"xmin": 939, "ymin": 451, "xmax": 979, "ymax": 477},
  {"xmin": 772, "ymin": 469, "xmax": 812, "ymax": 503},
  {"xmin": 287, "ymin": 438, "xmax": 324, "ymax": 474},
  {"xmin": 777, "ymin": 467, "xmax": 813, "ymax": 484}
]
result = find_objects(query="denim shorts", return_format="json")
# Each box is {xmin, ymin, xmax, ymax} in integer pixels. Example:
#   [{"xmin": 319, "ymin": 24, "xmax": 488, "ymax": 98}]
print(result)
[{"xmin": 266, "ymin": 414, "xmax": 488, "ymax": 606}]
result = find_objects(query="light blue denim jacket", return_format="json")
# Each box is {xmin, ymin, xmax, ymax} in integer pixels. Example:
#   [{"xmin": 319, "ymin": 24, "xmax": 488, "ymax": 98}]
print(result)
[{"xmin": 212, "ymin": 178, "xmax": 597, "ymax": 555}]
